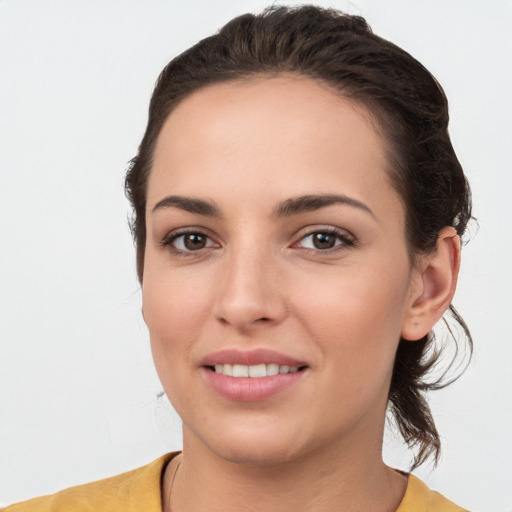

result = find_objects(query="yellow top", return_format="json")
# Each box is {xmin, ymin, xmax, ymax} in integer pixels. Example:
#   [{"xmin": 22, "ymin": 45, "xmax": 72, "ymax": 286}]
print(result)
[{"xmin": 3, "ymin": 452, "xmax": 468, "ymax": 511}]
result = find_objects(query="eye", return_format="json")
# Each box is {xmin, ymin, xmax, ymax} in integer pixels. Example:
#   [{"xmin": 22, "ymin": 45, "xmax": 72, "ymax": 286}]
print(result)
[
  {"xmin": 296, "ymin": 228, "xmax": 355, "ymax": 252},
  {"xmin": 162, "ymin": 230, "xmax": 219, "ymax": 254}
]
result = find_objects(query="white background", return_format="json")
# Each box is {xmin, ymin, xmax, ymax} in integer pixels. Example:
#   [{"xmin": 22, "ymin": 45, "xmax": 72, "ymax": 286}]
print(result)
[{"xmin": 1, "ymin": 1, "xmax": 511, "ymax": 510}]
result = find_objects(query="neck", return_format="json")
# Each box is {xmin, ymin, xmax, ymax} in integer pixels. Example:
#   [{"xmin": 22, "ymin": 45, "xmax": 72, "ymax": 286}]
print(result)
[{"xmin": 164, "ymin": 431, "xmax": 407, "ymax": 512}]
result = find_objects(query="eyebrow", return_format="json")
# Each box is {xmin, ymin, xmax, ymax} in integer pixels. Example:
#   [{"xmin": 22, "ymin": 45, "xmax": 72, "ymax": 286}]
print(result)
[
  {"xmin": 151, "ymin": 193, "xmax": 374, "ymax": 219},
  {"xmin": 152, "ymin": 195, "xmax": 221, "ymax": 216},
  {"xmin": 274, "ymin": 194, "xmax": 375, "ymax": 219}
]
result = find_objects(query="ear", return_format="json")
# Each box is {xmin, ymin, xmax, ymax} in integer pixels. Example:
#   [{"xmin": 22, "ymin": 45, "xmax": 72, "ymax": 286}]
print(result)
[{"xmin": 401, "ymin": 227, "xmax": 461, "ymax": 341}]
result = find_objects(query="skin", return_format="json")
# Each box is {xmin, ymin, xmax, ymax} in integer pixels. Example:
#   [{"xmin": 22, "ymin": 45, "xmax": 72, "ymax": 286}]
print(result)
[{"xmin": 142, "ymin": 76, "xmax": 460, "ymax": 512}]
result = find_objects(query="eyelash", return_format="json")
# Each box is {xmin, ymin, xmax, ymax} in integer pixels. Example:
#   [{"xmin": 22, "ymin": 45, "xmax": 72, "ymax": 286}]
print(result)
[
  {"xmin": 160, "ymin": 227, "xmax": 355, "ymax": 257},
  {"xmin": 294, "ymin": 227, "xmax": 355, "ymax": 254},
  {"xmin": 160, "ymin": 229, "xmax": 216, "ymax": 257}
]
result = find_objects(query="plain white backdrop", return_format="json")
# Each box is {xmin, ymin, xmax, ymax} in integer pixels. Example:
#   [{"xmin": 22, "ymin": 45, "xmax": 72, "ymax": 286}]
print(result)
[{"xmin": 1, "ymin": 1, "xmax": 511, "ymax": 510}]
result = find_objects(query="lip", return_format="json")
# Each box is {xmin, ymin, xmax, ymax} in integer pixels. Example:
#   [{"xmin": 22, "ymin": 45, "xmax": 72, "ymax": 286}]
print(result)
[
  {"xmin": 200, "ymin": 348, "xmax": 309, "ymax": 402},
  {"xmin": 202, "ymin": 367, "xmax": 306, "ymax": 401},
  {"xmin": 200, "ymin": 348, "xmax": 307, "ymax": 367}
]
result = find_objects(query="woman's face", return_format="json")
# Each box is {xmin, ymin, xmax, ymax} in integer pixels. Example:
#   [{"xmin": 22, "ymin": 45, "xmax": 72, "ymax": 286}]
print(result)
[{"xmin": 143, "ymin": 76, "xmax": 423, "ymax": 464}]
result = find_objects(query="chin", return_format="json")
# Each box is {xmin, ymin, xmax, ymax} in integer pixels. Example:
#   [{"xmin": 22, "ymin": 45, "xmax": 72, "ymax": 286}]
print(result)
[
  {"xmin": 184, "ymin": 416, "xmax": 313, "ymax": 467},
  {"xmin": 208, "ymin": 439, "xmax": 305, "ymax": 467}
]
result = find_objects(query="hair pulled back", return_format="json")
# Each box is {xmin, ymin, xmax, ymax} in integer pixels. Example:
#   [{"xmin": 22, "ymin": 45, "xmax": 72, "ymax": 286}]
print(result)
[{"xmin": 125, "ymin": 5, "xmax": 472, "ymax": 469}]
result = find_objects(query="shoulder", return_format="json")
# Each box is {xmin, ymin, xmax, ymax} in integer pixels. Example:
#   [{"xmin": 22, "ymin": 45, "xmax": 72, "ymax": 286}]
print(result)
[
  {"xmin": 397, "ymin": 474, "xmax": 469, "ymax": 512},
  {"xmin": 2, "ymin": 453, "xmax": 176, "ymax": 512}
]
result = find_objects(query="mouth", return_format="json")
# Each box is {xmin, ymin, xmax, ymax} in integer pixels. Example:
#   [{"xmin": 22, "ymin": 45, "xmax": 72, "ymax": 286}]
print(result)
[
  {"xmin": 201, "ymin": 348, "xmax": 309, "ymax": 401},
  {"xmin": 208, "ymin": 363, "xmax": 305, "ymax": 377}
]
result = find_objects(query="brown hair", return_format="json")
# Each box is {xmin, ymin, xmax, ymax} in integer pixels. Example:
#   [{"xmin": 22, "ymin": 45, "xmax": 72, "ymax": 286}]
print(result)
[{"xmin": 125, "ymin": 5, "xmax": 472, "ymax": 469}]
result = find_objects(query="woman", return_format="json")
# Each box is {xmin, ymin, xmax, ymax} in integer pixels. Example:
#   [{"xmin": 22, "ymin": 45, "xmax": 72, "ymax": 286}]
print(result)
[{"xmin": 4, "ymin": 5, "xmax": 472, "ymax": 511}]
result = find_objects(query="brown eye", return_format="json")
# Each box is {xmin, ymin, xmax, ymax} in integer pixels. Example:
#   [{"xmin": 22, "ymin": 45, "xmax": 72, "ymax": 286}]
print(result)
[
  {"xmin": 312, "ymin": 232, "xmax": 337, "ymax": 249},
  {"xmin": 166, "ymin": 232, "xmax": 217, "ymax": 252},
  {"xmin": 296, "ymin": 229, "xmax": 354, "ymax": 252},
  {"xmin": 183, "ymin": 233, "xmax": 207, "ymax": 250}
]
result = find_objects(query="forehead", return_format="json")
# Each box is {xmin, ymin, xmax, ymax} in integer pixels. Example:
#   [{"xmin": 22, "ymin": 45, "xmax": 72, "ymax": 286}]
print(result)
[{"xmin": 148, "ymin": 76, "xmax": 401, "ymax": 222}]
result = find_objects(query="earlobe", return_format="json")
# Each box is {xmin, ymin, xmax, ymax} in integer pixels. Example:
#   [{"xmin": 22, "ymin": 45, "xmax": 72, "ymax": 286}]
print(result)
[{"xmin": 401, "ymin": 227, "xmax": 461, "ymax": 341}]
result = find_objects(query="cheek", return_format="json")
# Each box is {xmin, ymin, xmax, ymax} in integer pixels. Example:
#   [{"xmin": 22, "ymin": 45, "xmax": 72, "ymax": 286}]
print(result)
[
  {"xmin": 297, "ymin": 270, "xmax": 410, "ymax": 423},
  {"xmin": 142, "ymin": 263, "xmax": 216, "ymax": 383},
  {"xmin": 296, "ymin": 262, "xmax": 410, "ymax": 333},
  {"xmin": 293, "ymin": 261, "xmax": 411, "ymax": 377},
  {"xmin": 143, "ymin": 282, "xmax": 193, "ymax": 409},
  {"xmin": 143, "ymin": 260, "xmax": 213, "ymax": 332}
]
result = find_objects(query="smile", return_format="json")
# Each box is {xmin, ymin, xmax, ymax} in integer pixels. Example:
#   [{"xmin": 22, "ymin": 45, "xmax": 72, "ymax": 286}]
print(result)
[
  {"xmin": 201, "ymin": 349, "xmax": 308, "ymax": 401},
  {"xmin": 212, "ymin": 363, "xmax": 300, "ymax": 377}
]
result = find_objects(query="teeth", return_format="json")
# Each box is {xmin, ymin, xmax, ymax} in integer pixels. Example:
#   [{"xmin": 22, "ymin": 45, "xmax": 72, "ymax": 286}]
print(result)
[
  {"xmin": 213, "ymin": 363, "xmax": 301, "ymax": 377},
  {"xmin": 248, "ymin": 363, "xmax": 266, "ymax": 378},
  {"xmin": 266, "ymin": 363, "xmax": 279, "ymax": 376},
  {"xmin": 232, "ymin": 364, "xmax": 249, "ymax": 377}
]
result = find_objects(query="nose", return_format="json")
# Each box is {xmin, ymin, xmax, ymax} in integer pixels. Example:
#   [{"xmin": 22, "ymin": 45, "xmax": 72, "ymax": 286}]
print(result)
[{"xmin": 212, "ymin": 246, "xmax": 287, "ymax": 333}]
